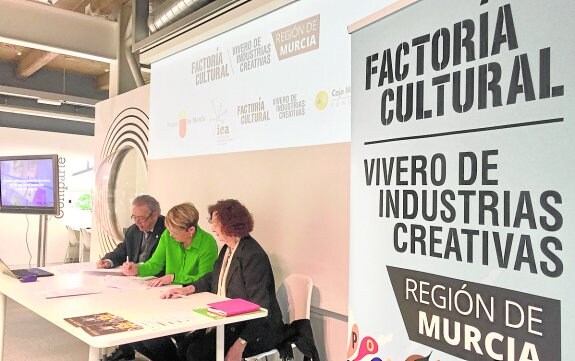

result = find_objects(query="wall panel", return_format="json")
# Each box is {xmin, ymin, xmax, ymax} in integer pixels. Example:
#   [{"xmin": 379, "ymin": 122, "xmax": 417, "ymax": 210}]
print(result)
[{"xmin": 148, "ymin": 142, "xmax": 350, "ymax": 314}]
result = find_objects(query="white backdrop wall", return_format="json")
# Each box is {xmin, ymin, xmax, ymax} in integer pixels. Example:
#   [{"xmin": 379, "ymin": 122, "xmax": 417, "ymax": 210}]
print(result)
[
  {"xmin": 147, "ymin": 0, "xmax": 400, "ymax": 358},
  {"xmin": 0, "ymin": 127, "xmax": 94, "ymax": 267},
  {"xmin": 149, "ymin": 0, "xmax": 387, "ymax": 158}
]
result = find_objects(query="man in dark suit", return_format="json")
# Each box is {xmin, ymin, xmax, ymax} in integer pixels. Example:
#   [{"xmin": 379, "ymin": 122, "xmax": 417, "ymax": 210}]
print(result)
[
  {"xmin": 96, "ymin": 194, "xmax": 166, "ymax": 361},
  {"xmin": 96, "ymin": 195, "xmax": 165, "ymax": 269}
]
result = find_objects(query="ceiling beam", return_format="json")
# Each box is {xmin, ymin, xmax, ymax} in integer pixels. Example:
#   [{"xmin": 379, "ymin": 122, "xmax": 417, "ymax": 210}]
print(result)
[
  {"xmin": 54, "ymin": 0, "xmax": 91, "ymax": 12},
  {"xmin": 0, "ymin": 103, "xmax": 94, "ymax": 123},
  {"xmin": 93, "ymin": 0, "xmax": 126, "ymax": 14},
  {"xmin": 10, "ymin": 0, "xmax": 97, "ymax": 81},
  {"xmin": 0, "ymin": 0, "xmax": 118, "ymax": 63},
  {"xmin": 0, "ymin": 84, "xmax": 99, "ymax": 107},
  {"xmin": 96, "ymin": 73, "xmax": 110, "ymax": 91},
  {"xmin": 17, "ymin": 49, "xmax": 59, "ymax": 78},
  {"xmin": 34, "ymin": 0, "xmax": 91, "ymax": 79}
]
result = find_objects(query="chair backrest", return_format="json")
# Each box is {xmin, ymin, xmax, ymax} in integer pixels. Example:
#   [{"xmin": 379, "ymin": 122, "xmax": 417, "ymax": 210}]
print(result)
[
  {"xmin": 80, "ymin": 228, "xmax": 91, "ymax": 250},
  {"xmin": 66, "ymin": 226, "xmax": 79, "ymax": 246},
  {"xmin": 284, "ymin": 273, "xmax": 313, "ymax": 322}
]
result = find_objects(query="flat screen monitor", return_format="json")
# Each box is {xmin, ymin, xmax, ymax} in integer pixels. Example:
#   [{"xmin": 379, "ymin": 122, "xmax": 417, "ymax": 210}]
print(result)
[{"xmin": 0, "ymin": 154, "xmax": 59, "ymax": 215}]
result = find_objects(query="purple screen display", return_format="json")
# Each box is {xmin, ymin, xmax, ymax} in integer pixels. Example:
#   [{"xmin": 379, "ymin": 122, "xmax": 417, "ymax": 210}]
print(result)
[{"xmin": 0, "ymin": 159, "xmax": 55, "ymax": 208}]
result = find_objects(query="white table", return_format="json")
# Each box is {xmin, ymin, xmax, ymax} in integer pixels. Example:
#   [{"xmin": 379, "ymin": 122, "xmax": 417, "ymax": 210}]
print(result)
[{"xmin": 0, "ymin": 263, "xmax": 267, "ymax": 361}]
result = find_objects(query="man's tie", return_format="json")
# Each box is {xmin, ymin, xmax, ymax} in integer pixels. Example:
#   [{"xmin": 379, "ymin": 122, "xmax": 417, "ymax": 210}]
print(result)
[{"xmin": 139, "ymin": 231, "xmax": 153, "ymax": 262}]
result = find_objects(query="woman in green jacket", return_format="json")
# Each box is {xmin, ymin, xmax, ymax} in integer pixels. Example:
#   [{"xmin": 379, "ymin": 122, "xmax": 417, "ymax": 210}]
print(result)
[
  {"xmin": 122, "ymin": 202, "xmax": 217, "ymax": 287},
  {"xmin": 125, "ymin": 202, "xmax": 218, "ymax": 361}
]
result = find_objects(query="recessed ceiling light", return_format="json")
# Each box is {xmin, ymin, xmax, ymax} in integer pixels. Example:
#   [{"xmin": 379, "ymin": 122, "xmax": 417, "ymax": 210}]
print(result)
[
  {"xmin": 37, "ymin": 98, "xmax": 62, "ymax": 106},
  {"xmin": 16, "ymin": 51, "xmax": 22, "ymax": 56},
  {"xmin": 104, "ymin": 69, "xmax": 109, "ymax": 73}
]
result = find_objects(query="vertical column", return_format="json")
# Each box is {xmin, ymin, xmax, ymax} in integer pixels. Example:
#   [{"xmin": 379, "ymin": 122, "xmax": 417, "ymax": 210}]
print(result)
[
  {"xmin": 37, "ymin": 214, "xmax": 48, "ymax": 267},
  {"xmin": 0, "ymin": 293, "xmax": 6, "ymax": 361},
  {"xmin": 216, "ymin": 324, "xmax": 224, "ymax": 361},
  {"xmin": 88, "ymin": 346, "xmax": 100, "ymax": 361}
]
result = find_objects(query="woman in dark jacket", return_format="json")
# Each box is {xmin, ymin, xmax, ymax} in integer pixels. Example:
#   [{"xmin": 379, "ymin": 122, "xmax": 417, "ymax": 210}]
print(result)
[{"xmin": 163, "ymin": 199, "xmax": 283, "ymax": 361}]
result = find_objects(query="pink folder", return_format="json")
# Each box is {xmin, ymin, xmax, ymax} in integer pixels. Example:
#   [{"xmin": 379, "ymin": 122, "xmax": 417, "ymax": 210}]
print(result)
[{"xmin": 207, "ymin": 298, "xmax": 261, "ymax": 317}]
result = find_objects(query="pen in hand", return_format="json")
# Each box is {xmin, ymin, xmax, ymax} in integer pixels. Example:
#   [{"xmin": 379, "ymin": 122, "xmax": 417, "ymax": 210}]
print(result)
[{"xmin": 121, "ymin": 261, "xmax": 138, "ymax": 276}]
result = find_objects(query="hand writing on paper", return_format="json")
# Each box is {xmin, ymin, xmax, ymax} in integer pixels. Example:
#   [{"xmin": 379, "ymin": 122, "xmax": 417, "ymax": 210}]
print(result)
[
  {"xmin": 161, "ymin": 285, "xmax": 196, "ymax": 299},
  {"xmin": 121, "ymin": 262, "xmax": 138, "ymax": 276},
  {"xmin": 147, "ymin": 274, "xmax": 174, "ymax": 287}
]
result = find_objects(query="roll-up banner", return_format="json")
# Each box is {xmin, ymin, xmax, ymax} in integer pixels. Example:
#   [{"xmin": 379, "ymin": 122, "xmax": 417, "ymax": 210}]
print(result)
[{"xmin": 349, "ymin": 1, "xmax": 574, "ymax": 361}]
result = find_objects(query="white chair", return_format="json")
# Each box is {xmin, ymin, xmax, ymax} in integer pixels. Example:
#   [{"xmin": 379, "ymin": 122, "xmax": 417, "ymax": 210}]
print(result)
[
  {"xmin": 79, "ymin": 228, "xmax": 91, "ymax": 262},
  {"xmin": 65, "ymin": 226, "xmax": 80, "ymax": 263},
  {"xmin": 244, "ymin": 274, "xmax": 313, "ymax": 361}
]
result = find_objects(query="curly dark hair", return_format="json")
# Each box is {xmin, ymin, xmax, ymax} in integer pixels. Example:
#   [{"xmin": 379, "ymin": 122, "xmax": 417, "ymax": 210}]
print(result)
[{"xmin": 208, "ymin": 199, "xmax": 254, "ymax": 238}]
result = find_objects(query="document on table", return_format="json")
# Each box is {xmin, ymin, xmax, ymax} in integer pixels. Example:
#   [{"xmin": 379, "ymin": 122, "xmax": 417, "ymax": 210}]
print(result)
[
  {"xmin": 82, "ymin": 268, "xmax": 124, "ymax": 276},
  {"xmin": 102, "ymin": 275, "xmax": 154, "ymax": 290},
  {"xmin": 134, "ymin": 312, "xmax": 200, "ymax": 329},
  {"xmin": 65, "ymin": 312, "xmax": 144, "ymax": 336},
  {"xmin": 39, "ymin": 286, "xmax": 103, "ymax": 299}
]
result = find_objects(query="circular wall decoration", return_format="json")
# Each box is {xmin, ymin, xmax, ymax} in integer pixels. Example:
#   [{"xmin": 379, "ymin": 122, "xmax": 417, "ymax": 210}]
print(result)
[{"xmin": 94, "ymin": 107, "xmax": 149, "ymax": 253}]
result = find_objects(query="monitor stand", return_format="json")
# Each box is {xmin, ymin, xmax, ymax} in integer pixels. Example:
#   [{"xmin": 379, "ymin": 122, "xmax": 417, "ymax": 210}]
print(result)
[{"xmin": 36, "ymin": 215, "xmax": 48, "ymax": 267}]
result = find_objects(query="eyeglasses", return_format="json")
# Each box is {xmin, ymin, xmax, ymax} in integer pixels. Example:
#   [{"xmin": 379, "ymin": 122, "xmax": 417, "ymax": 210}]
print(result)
[
  {"xmin": 131, "ymin": 212, "xmax": 153, "ymax": 223},
  {"xmin": 207, "ymin": 216, "xmax": 213, "ymax": 224}
]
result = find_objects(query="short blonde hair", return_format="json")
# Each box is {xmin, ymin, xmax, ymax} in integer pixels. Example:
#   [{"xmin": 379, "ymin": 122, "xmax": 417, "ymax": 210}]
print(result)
[{"xmin": 165, "ymin": 202, "xmax": 199, "ymax": 230}]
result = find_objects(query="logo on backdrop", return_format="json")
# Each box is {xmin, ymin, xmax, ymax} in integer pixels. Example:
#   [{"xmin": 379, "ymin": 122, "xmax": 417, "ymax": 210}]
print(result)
[
  {"xmin": 172, "ymin": 111, "xmax": 207, "ymax": 138},
  {"xmin": 314, "ymin": 91, "xmax": 328, "ymax": 111},
  {"xmin": 314, "ymin": 86, "xmax": 351, "ymax": 111},
  {"xmin": 363, "ymin": 3, "xmax": 564, "ymax": 129},
  {"xmin": 179, "ymin": 111, "xmax": 187, "ymax": 138},
  {"xmin": 364, "ymin": 149, "xmax": 564, "ymax": 278},
  {"xmin": 231, "ymin": 36, "xmax": 272, "ymax": 73},
  {"xmin": 237, "ymin": 99, "xmax": 270, "ymax": 125},
  {"xmin": 272, "ymin": 14, "xmax": 320, "ymax": 61},
  {"xmin": 191, "ymin": 48, "xmax": 230, "ymax": 85},
  {"xmin": 210, "ymin": 100, "xmax": 232, "ymax": 144},
  {"xmin": 387, "ymin": 267, "xmax": 560, "ymax": 361},
  {"xmin": 273, "ymin": 93, "xmax": 305, "ymax": 119},
  {"xmin": 347, "ymin": 322, "xmax": 437, "ymax": 361},
  {"xmin": 331, "ymin": 85, "xmax": 351, "ymax": 110}
]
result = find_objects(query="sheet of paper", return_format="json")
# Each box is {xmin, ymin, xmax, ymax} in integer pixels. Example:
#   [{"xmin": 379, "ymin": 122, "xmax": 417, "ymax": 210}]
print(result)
[
  {"xmin": 102, "ymin": 275, "xmax": 153, "ymax": 290},
  {"xmin": 39, "ymin": 286, "xmax": 103, "ymax": 299},
  {"xmin": 134, "ymin": 312, "xmax": 201, "ymax": 329},
  {"xmin": 82, "ymin": 268, "xmax": 124, "ymax": 276}
]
